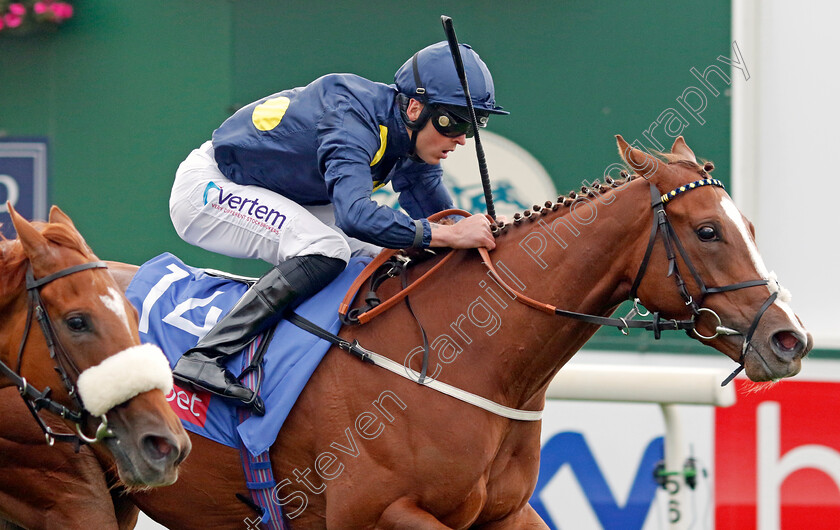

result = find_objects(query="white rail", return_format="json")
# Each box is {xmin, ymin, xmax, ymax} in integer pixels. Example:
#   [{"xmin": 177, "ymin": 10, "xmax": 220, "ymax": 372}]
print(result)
[{"xmin": 547, "ymin": 364, "xmax": 736, "ymax": 406}]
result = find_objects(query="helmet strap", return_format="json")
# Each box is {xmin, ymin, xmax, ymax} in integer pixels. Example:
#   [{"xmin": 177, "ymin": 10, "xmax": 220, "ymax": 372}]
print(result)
[
  {"xmin": 398, "ymin": 93, "xmax": 433, "ymax": 162},
  {"xmin": 408, "ymin": 130, "xmax": 423, "ymax": 162}
]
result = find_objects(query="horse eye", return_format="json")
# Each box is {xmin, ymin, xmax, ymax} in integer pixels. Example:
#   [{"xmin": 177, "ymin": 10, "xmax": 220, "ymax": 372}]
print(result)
[
  {"xmin": 696, "ymin": 225, "xmax": 719, "ymax": 242},
  {"xmin": 65, "ymin": 315, "xmax": 90, "ymax": 332}
]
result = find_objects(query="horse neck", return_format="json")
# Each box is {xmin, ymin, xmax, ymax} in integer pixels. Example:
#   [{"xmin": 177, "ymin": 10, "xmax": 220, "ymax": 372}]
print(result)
[{"xmin": 457, "ymin": 178, "xmax": 655, "ymax": 408}]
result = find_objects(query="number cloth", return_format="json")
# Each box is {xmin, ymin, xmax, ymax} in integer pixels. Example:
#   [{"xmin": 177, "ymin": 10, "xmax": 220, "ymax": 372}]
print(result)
[{"xmin": 125, "ymin": 252, "xmax": 370, "ymax": 456}]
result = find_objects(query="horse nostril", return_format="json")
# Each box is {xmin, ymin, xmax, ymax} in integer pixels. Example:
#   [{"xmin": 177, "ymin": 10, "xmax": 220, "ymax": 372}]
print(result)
[
  {"xmin": 773, "ymin": 331, "xmax": 802, "ymax": 355},
  {"xmin": 142, "ymin": 434, "xmax": 175, "ymax": 461}
]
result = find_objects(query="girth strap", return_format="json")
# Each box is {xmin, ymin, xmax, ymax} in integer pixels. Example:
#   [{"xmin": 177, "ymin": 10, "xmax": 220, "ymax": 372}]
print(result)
[{"xmin": 286, "ymin": 313, "xmax": 543, "ymax": 421}]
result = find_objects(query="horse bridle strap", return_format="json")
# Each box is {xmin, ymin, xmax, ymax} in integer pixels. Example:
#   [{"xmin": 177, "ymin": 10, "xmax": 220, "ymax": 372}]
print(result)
[
  {"xmin": 636, "ymin": 182, "xmax": 781, "ymax": 384},
  {"xmin": 24, "ymin": 261, "xmax": 110, "ymax": 391},
  {"xmin": 3, "ymin": 260, "xmax": 114, "ymax": 447},
  {"xmin": 26, "ymin": 261, "xmax": 109, "ymax": 289},
  {"xmin": 719, "ymin": 290, "xmax": 779, "ymax": 386}
]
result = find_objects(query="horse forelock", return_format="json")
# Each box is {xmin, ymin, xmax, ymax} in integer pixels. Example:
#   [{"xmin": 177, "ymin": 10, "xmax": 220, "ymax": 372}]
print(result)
[
  {"xmin": 663, "ymin": 157, "xmax": 709, "ymax": 175},
  {"xmin": 0, "ymin": 221, "xmax": 94, "ymax": 298},
  {"xmin": 39, "ymin": 222, "xmax": 95, "ymax": 260},
  {"xmin": 0, "ymin": 238, "xmax": 28, "ymax": 298}
]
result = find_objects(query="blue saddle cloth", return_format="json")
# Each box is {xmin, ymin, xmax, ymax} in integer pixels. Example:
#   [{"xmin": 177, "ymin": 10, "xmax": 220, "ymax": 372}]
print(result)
[{"xmin": 125, "ymin": 252, "xmax": 370, "ymax": 456}]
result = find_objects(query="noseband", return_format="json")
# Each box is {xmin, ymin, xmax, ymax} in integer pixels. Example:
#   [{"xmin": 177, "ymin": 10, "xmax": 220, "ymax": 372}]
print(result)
[
  {"xmin": 481, "ymin": 177, "xmax": 777, "ymax": 386},
  {"xmin": 0, "ymin": 260, "xmax": 115, "ymax": 448}
]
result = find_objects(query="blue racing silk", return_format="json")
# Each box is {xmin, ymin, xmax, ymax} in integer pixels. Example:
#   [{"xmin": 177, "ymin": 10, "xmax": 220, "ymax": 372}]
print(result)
[{"xmin": 212, "ymin": 74, "xmax": 455, "ymax": 248}]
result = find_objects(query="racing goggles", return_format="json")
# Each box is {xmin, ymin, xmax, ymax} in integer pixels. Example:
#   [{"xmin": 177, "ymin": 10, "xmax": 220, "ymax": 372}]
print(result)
[{"xmin": 431, "ymin": 105, "xmax": 489, "ymax": 138}]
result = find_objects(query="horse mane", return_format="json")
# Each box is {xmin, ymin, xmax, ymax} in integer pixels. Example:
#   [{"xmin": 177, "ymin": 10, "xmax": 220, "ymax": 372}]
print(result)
[
  {"xmin": 0, "ymin": 221, "xmax": 93, "ymax": 297},
  {"xmin": 501, "ymin": 156, "xmax": 715, "ymax": 233},
  {"xmin": 503, "ymin": 172, "xmax": 639, "ymax": 231}
]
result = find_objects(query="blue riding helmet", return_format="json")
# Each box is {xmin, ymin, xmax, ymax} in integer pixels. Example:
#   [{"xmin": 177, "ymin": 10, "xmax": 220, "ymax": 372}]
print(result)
[
  {"xmin": 396, "ymin": 41, "xmax": 507, "ymax": 160},
  {"xmin": 394, "ymin": 41, "xmax": 509, "ymax": 116}
]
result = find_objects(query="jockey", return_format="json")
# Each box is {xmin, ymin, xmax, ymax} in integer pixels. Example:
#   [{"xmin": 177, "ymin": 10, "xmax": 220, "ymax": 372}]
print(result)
[{"xmin": 168, "ymin": 41, "xmax": 508, "ymax": 414}]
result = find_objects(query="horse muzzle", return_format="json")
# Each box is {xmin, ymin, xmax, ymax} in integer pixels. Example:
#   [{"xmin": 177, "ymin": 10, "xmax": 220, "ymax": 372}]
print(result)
[
  {"xmin": 102, "ymin": 410, "xmax": 191, "ymax": 487},
  {"xmin": 745, "ymin": 328, "xmax": 811, "ymax": 382}
]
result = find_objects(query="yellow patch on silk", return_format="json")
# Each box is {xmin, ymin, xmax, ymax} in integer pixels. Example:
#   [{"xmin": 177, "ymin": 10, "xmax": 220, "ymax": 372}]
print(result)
[{"xmin": 252, "ymin": 96, "xmax": 291, "ymax": 131}]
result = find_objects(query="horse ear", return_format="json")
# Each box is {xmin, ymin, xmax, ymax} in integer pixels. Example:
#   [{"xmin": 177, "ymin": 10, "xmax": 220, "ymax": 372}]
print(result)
[
  {"xmin": 670, "ymin": 136, "xmax": 697, "ymax": 163},
  {"xmin": 48, "ymin": 205, "xmax": 77, "ymax": 230},
  {"xmin": 8, "ymin": 201, "xmax": 51, "ymax": 263},
  {"xmin": 48, "ymin": 204, "xmax": 93, "ymax": 256},
  {"xmin": 615, "ymin": 134, "xmax": 661, "ymax": 178}
]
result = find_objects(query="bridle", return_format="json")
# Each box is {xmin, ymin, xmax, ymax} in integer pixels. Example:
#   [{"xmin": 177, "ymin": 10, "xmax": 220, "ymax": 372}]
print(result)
[
  {"xmin": 0, "ymin": 260, "xmax": 116, "ymax": 448},
  {"xmin": 633, "ymin": 179, "xmax": 776, "ymax": 385},
  {"xmin": 481, "ymin": 176, "xmax": 778, "ymax": 386}
]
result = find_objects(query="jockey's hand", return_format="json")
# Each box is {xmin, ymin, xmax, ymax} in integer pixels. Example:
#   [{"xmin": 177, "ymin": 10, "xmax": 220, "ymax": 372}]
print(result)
[{"xmin": 430, "ymin": 214, "xmax": 496, "ymax": 250}]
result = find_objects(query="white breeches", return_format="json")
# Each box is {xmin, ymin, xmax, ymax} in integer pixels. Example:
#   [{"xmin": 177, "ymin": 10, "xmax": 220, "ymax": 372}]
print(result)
[{"xmin": 169, "ymin": 141, "xmax": 381, "ymax": 266}]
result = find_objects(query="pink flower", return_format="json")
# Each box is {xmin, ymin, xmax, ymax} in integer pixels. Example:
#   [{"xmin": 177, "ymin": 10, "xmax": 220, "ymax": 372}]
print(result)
[
  {"xmin": 34, "ymin": 2, "xmax": 48, "ymax": 15},
  {"xmin": 51, "ymin": 2, "xmax": 73, "ymax": 20},
  {"xmin": 8, "ymin": 3, "xmax": 26, "ymax": 16},
  {"xmin": 3, "ymin": 13, "xmax": 23, "ymax": 28},
  {"xmin": 0, "ymin": 18, "xmax": 4, "ymax": 31}
]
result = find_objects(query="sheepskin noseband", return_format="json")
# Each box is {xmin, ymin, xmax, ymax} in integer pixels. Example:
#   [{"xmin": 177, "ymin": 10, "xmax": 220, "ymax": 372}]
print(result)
[{"xmin": 77, "ymin": 344, "xmax": 173, "ymax": 416}]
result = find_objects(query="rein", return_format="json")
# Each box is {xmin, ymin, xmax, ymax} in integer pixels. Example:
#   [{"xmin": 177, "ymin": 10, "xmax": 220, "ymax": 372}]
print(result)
[{"xmin": 0, "ymin": 260, "xmax": 116, "ymax": 448}]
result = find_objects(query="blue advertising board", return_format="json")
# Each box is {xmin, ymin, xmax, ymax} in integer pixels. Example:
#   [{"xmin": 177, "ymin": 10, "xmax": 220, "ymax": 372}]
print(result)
[
  {"xmin": 0, "ymin": 139, "xmax": 48, "ymax": 238},
  {"xmin": 531, "ymin": 432, "xmax": 663, "ymax": 529}
]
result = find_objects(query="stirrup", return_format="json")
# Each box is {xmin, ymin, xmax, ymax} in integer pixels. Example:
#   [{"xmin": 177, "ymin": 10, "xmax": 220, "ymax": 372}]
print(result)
[{"xmin": 241, "ymin": 393, "xmax": 265, "ymax": 417}]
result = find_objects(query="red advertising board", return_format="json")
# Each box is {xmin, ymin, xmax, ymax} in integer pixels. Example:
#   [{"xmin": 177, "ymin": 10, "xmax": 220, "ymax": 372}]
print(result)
[{"xmin": 716, "ymin": 380, "xmax": 840, "ymax": 529}]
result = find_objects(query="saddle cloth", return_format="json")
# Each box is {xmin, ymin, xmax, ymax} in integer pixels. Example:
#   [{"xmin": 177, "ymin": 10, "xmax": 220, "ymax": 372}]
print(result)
[{"xmin": 125, "ymin": 252, "xmax": 371, "ymax": 456}]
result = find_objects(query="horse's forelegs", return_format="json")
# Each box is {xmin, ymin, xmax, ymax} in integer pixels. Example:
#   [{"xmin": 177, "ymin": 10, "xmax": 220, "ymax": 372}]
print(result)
[
  {"xmin": 375, "ymin": 497, "xmax": 452, "ymax": 529},
  {"xmin": 473, "ymin": 504, "xmax": 549, "ymax": 529}
]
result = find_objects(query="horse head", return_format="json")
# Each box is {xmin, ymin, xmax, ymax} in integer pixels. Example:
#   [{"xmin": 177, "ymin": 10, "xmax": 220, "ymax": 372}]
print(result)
[
  {"xmin": 2, "ymin": 203, "xmax": 191, "ymax": 487},
  {"xmin": 617, "ymin": 135, "xmax": 812, "ymax": 382}
]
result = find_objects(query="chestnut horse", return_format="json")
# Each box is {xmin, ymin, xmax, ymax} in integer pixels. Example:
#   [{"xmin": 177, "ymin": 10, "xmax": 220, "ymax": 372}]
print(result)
[
  {"xmin": 0, "ymin": 205, "xmax": 191, "ymax": 530},
  {"xmin": 1, "ymin": 136, "xmax": 812, "ymax": 529}
]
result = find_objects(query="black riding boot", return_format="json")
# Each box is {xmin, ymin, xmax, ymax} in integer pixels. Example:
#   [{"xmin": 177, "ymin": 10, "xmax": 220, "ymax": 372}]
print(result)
[{"xmin": 172, "ymin": 254, "xmax": 345, "ymax": 415}]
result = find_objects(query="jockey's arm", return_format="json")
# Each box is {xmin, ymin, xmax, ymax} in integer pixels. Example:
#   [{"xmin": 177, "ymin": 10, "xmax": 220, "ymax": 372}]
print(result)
[{"xmin": 390, "ymin": 163, "xmax": 494, "ymax": 250}]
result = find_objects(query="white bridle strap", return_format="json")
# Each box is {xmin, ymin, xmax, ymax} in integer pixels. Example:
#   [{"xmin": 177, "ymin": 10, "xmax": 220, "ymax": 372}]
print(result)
[{"xmin": 77, "ymin": 344, "xmax": 173, "ymax": 416}]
